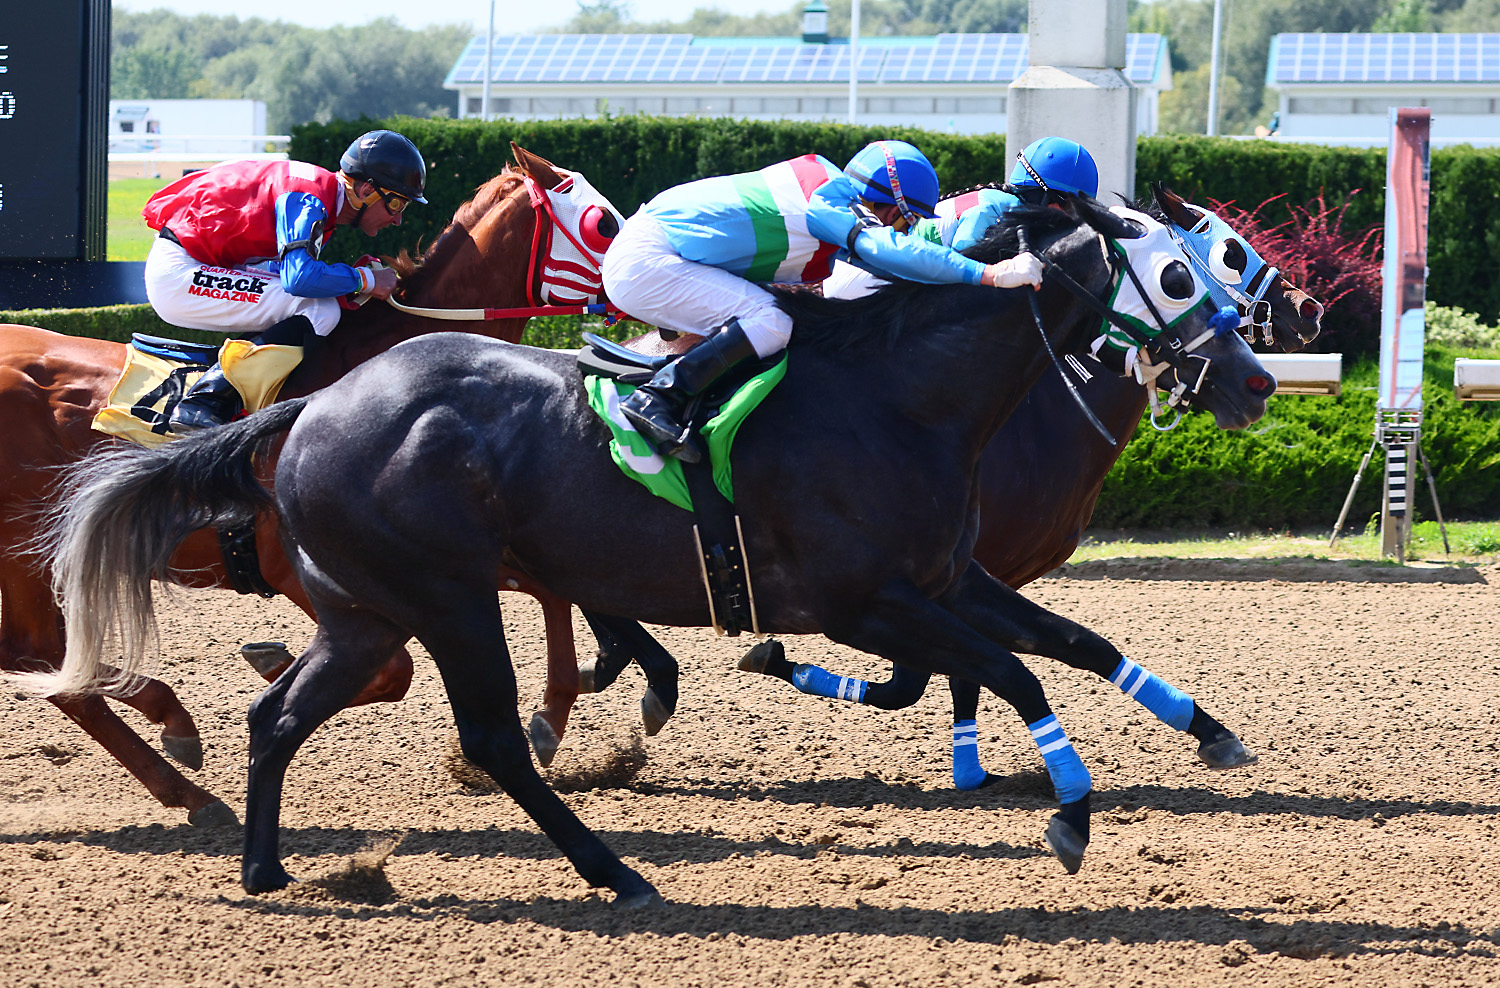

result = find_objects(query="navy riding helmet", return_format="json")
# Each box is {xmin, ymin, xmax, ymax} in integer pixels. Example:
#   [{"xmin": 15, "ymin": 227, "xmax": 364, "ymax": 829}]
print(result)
[{"xmin": 340, "ymin": 129, "xmax": 429, "ymax": 204}]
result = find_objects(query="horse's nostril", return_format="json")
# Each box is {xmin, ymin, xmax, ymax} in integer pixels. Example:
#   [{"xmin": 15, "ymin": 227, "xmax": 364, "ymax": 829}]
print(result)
[
  {"xmin": 1299, "ymin": 299, "xmax": 1322, "ymax": 323},
  {"xmin": 1247, "ymin": 374, "xmax": 1275, "ymax": 396}
]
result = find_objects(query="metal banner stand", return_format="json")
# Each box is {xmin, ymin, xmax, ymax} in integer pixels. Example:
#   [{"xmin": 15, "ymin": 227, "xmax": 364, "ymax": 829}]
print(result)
[
  {"xmin": 1329, "ymin": 408, "xmax": 1449, "ymax": 562},
  {"xmin": 1329, "ymin": 107, "xmax": 1448, "ymax": 563}
]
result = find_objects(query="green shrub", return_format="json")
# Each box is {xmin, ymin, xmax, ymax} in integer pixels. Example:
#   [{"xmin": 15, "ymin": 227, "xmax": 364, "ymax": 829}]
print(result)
[{"xmin": 1424, "ymin": 302, "xmax": 1500, "ymax": 349}]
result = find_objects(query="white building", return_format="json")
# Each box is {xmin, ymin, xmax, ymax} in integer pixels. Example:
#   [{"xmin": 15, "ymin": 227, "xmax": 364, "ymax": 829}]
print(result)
[
  {"xmin": 444, "ymin": 30, "xmax": 1172, "ymax": 137},
  {"xmin": 1267, "ymin": 33, "xmax": 1500, "ymax": 146},
  {"xmin": 107, "ymin": 99, "xmax": 272, "ymax": 155}
]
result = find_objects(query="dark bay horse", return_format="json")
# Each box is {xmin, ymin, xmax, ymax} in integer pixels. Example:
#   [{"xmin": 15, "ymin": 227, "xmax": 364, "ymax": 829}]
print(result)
[
  {"xmin": 0, "ymin": 144, "xmax": 599, "ymax": 826},
  {"xmin": 572, "ymin": 186, "xmax": 1320, "ymax": 785},
  {"xmin": 26, "ymin": 196, "xmax": 1273, "ymax": 902},
  {"xmin": 732, "ymin": 186, "xmax": 1326, "ymax": 785}
]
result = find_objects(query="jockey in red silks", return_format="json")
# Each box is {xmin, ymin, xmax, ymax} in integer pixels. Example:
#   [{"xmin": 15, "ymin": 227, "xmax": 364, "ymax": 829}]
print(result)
[
  {"xmin": 142, "ymin": 128, "xmax": 427, "ymax": 433},
  {"xmin": 600, "ymin": 139, "xmax": 1045, "ymax": 463}
]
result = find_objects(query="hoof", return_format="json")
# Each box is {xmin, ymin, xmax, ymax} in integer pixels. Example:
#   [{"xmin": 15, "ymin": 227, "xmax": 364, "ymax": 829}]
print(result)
[
  {"xmin": 1044, "ymin": 815, "xmax": 1088, "ymax": 875},
  {"xmin": 161, "ymin": 732, "xmax": 204, "ymax": 771},
  {"xmin": 1198, "ymin": 732, "xmax": 1258, "ymax": 769},
  {"xmin": 578, "ymin": 658, "xmax": 600, "ymax": 694},
  {"xmin": 528, "ymin": 712, "xmax": 561, "ymax": 768},
  {"xmin": 736, "ymin": 639, "xmax": 784, "ymax": 674},
  {"xmin": 241, "ymin": 641, "xmax": 294, "ymax": 678},
  {"xmin": 641, "ymin": 687, "xmax": 673, "ymax": 737},
  {"xmin": 614, "ymin": 881, "xmax": 664, "ymax": 909},
  {"xmin": 243, "ymin": 862, "xmax": 296, "ymax": 895},
  {"xmin": 187, "ymin": 800, "xmax": 240, "ymax": 829}
]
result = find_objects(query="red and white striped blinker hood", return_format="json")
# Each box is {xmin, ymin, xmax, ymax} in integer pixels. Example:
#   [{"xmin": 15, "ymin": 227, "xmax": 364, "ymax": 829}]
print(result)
[{"xmin": 526, "ymin": 169, "xmax": 624, "ymax": 306}]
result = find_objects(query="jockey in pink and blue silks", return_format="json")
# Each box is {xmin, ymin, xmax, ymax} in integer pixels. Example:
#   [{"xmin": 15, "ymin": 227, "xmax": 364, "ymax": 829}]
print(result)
[{"xmin": 600, "ymin": 140, "xmax": 1045, "ymax": 462}]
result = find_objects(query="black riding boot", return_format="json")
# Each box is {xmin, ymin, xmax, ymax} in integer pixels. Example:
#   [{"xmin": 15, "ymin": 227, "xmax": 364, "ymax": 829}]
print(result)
[
  {"xmin": 619, "ymin": 318, "xmax": 759, "ymax": 463},
  {"xmin": 168, "ymin": 315, "xmax": 314, "ymax": 434}
]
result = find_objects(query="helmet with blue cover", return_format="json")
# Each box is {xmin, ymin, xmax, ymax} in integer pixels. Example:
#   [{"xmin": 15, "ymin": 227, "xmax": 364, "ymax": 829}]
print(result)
[
  {"xmin": 1009, "ymin": 136, "xmax": 1099, "ymax": 201},
  {"xmin": 844, "ymin": 140, "xmax": 940, "ymax": 225}
]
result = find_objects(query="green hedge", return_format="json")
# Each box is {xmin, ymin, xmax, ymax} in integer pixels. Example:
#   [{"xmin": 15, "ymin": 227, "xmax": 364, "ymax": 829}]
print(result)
[
  {"xmin": 298, "ymin": 119, "xmax": 1500, "ymax": 325},
  {"xmin": 1091, "ymin": 345, "xmax": 1500, "ymax": 529}
]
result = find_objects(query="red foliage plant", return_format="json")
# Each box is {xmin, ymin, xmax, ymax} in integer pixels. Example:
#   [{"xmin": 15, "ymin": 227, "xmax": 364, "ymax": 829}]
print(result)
[{"xmin": 1206, "ymin": 192, "xmax": 1384, "ymax": 356}]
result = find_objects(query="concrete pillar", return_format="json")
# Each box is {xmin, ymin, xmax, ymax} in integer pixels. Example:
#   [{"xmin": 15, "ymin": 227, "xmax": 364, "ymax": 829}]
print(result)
[{"xmin": 1008, "ymin": 0, "xmax": 1136, "ymax": 202}]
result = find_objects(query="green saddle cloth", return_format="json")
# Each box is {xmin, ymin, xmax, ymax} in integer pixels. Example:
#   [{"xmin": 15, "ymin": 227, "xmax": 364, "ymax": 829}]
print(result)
[{"xmin": 584, "ymin": 354, "xmax": 788, "ymax": 511}]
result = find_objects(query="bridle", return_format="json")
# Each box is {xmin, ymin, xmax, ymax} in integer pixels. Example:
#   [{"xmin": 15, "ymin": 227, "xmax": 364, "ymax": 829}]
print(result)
[
  {"xmin": 1020, "ymin": 217, "xmax": 1240, "ymax": 440},
  {"xmin": 385, "ymin": 173, "xmax": 632, "ymax": 324}
]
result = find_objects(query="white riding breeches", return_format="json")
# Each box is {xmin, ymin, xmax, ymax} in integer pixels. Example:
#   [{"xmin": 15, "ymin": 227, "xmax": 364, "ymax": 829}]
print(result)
[
  {"xmin": 600, "ymin": 211, "xmax": 794, "ymax": 359},
  {"xmin": 144, "ymin": 237, "xmax": 341, "ymax": 336}
]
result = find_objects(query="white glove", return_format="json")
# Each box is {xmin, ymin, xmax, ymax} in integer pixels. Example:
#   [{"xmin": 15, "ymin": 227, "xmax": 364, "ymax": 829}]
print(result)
[{"xmin": 985, "ymin": 252, "xmax": 1043, "ymax": 290}]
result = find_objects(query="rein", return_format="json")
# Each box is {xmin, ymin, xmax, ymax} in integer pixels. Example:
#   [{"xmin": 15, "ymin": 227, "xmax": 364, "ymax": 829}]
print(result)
[
  {"xmin": 383, "ymin": 176, "xmax": 632, "ymax": 323},
  {"xmin": 1025, "ymin": 222, "xmax": 1227, "ymax": 434},
  {"xmin": 385, "ymin": 296, "xmax": 621, "ymax": 321}
]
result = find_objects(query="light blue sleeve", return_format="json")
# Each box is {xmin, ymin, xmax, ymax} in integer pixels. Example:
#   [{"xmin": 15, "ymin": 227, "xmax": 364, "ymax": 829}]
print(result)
[
  {"xmin": 275, "ymin": 192, "xmax": 364, "ymax": 298},
  {"xmin": 950, "ymin": 196, "xmax": 1012, "ymax": 253},
  {"xmin": 806, "ymin": 175, "xmax": 988, "ymax": 286}
]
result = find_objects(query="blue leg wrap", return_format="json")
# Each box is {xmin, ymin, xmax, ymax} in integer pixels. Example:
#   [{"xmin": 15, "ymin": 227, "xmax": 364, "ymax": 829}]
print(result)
[
  {"xmin": 1029, "ymin": 715, "xmax": 1092, "ymax": 804},
  {"xmin": 1110, "ymin": 657, "xmax": 1194, "ymax": 731},
  {"xmin": 791, "ymin": 664, "xmax": 869, "ymax": 703},
  {"xmin": 951, "ymin": 720, "xmax": 987, "ymax": 791}
]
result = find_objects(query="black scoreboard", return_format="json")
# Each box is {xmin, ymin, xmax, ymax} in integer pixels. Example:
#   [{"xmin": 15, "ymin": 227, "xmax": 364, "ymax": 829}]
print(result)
[{"xmin": 0, "ymin": 3, "xmax": 109, "ymax": 261}]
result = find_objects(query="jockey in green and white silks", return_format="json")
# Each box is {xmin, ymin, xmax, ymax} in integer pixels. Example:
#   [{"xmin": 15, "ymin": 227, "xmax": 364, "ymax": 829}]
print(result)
[{"xmin": 599, "ymin": 140, "xmax": 1044, "ymax": 463}]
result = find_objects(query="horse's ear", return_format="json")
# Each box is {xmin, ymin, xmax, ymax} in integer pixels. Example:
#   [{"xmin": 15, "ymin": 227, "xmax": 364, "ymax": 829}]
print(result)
[
  {"xmin": 1071, "ymin": 194, "xmax": 1146, "ymax": 240},
  {"xmin": 1152, "ymin": 183, "xmax": 1198, "ymax": 229},
  {"xmin": 510, "ymin": 142, "xmax": 566, "ymax": 191}
]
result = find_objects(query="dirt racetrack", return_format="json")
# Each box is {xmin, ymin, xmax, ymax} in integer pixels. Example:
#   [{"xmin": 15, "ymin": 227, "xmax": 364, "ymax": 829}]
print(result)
[{"xmin": 4, "ymin": 561, "xmax": 1500, "ymax": 987}]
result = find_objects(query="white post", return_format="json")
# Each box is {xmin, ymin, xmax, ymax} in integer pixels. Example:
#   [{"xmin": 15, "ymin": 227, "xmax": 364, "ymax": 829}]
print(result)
[
  {"xmin": 848, "ymin": 0, "xmax": 861, "ymax": 125},
  {"xmin": 481, "ymin": 1, "xmax": 495, "ymax": 122},
  {"xmin": 1009, "ymin": 0, "xmax": 1135, "ymax": 201},
  {"xmin": 1206, "ymin": 0, "xmax": 1223, "ymax": 136}
]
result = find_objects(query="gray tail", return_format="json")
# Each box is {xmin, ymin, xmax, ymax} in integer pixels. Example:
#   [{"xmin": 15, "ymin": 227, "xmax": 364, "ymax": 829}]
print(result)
[{"xmin": 9, "ymin": 397, "xmax": 310, "ymax": 698}]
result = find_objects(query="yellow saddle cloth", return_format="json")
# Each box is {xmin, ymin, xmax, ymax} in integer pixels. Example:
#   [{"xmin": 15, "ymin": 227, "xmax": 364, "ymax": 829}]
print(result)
[{"xmin": 92, "ymin": 339, "xmax": 305, "ymax": 448}]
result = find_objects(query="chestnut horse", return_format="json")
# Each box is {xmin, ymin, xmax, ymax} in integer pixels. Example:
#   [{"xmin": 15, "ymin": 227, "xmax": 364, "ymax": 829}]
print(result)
[{"xmin": 0, "ymin": 144, "xmax": 595, "ymax": 826}]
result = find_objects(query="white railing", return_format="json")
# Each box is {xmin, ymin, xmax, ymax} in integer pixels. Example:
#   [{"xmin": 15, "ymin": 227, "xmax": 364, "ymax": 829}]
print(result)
[
  {"xmin": 108, "ymin": 133, "xmax": 290, "ymax": 154},
  {"xmin": 1260, "ymin": 352, "xmax": 1343, "ymax": 396}
]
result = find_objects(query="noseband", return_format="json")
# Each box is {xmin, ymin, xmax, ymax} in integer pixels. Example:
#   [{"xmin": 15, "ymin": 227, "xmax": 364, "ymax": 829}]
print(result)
[{"xmin": 1026, "ymin": 225, "xmax": 1235, "ymax": 434}]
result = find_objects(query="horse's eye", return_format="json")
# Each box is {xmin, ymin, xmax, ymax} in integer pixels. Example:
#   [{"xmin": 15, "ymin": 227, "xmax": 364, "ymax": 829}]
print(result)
[
  {"xmin": 1158, "ymin": 259, "xmax": 1196, "ymax": 300},
  {"xmin": 1209, "ymin": 238, "xmax": 1249, "ymax": 282},
  {"xmin": 578, "ymin": 205, "xmax": 618, "ymax": 253}
]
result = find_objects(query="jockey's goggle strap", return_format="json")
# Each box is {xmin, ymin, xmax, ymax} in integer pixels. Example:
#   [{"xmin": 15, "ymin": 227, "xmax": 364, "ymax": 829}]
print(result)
[
  {"xmin": 847, "ymin": 202, "xmax": 884, "ymax": 258},
  {"xmin": 1015, "ymin": 150, "xmax": 1053, "ymax": 194},
  {"xmin": 346, "ymin": 174, "xmax": 413, "ymax": 215},
  {"xmin": 876, "ymin": 141, "xmax": 921, "ymax": 230},
  {"xmin": 279, "ymin": 214, "xmax": 326, "ymax": 261}
]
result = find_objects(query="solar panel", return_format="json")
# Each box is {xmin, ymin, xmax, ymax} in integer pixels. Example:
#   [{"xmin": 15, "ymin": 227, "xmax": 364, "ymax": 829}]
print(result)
[
  {"xmin": 1270, "ymin": 33, "xmax": 1500, "ymax": 84},
  {"xmin": 450, "ymin": 32, "xmax": 1168, "ymax": 87}
]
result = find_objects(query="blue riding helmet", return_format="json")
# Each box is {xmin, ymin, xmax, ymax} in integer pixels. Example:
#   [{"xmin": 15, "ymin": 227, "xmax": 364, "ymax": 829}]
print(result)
[
  {"xmin": 1010, "ymin": 137, "xmax": 1100, "ymax": 198},
  {"xmin": 844, "ymin": 140, "xmax": 940, "ymax": 224}
]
